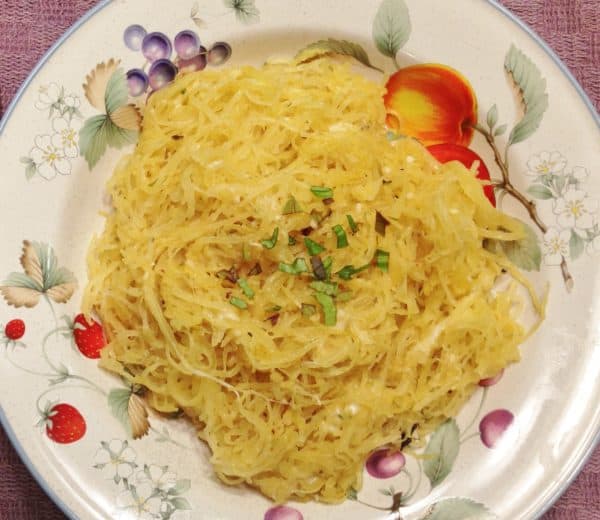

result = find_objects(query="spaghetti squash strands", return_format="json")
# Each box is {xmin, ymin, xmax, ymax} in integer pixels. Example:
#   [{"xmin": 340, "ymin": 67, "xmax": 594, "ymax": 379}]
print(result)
[{"xmin": 83, "ymin": 60, "xmax": 537, "ymax": 503}]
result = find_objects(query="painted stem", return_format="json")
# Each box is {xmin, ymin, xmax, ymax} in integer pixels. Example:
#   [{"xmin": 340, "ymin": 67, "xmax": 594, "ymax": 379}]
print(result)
[
  {"xmin": 41, "ymin": 326, "xmax": 71, "ymax": 373},
  {"xmin": 460, "ymin": 387, "xmax": 487, "ymax": 441},
  {"xmin": 460, "ymin": 432, "xmax": 480, "ymax": 445},
  {"xmin": 4, "ymin": 350, "xmax": 55, "ymax": 378},
  {"xmin": 149, "ymin": 425, "xmax": 190, "ymax": 450},
  {"xmin": 401, "ymin": 467, "xmax": 418, "ymax": 503},
  {"xmin": 35, "ymin": 384, "xmax": 104, "ymax": 415},
  {"xmin": 68, "ymin": 375, "xmax": 107, "ymax": 396},
  {"xmin": 473, "ymin": 124, "xmax": 573, "ymax": 290},
  {"xmin": 354, "ymin": 497, "xmax": 394, "ymax": 512}
]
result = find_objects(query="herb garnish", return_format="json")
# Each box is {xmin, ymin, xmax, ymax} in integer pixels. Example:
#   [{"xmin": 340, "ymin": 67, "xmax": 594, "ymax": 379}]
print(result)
[
  {"xmin": 229, "ymin": 297, "xmax": 248, "ymax": 309},
  {"xmin": 304, "ymin": 237, "xmax": 325, "ymax": 256},
  {"xmin": 314, "ymin": 292, "xmax": 336, "ymax": 326},
  {"xmin": 278, "ymin": 258, "xmax": 309, "ymax": 275},
  {"xmin": 346, "ymin": 214, "xmax": 358, "ymax": 234},
  {"xmin": 282, "ymin": 196, "xmax": 302, "ymax": 215},
  {"xmin": 310, "ymin": 186, "xmax": 334, "ymax": 199},
  {"xmin": 332, "ymin": 225, "xmax": 348, "ymax": 248},
  {"xmin": 237, "ymin": 278, "xmax": 255, "ymax": 299},
  {"xmin": 375, "ymin": 249, "xmax": 390, "ymax": 272},
  {"xmin": 260, "ymin": 227, "xmax": 279, "ymax": 249}
]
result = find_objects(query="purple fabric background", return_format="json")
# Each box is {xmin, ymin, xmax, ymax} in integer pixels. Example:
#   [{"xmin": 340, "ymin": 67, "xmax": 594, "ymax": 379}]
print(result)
[{"xmin": 0, "ymin": 0, "xmax": 598, "ymax": 518}]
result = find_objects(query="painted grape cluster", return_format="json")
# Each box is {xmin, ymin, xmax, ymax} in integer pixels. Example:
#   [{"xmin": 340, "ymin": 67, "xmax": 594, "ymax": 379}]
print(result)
[{"xmin": 123, "ymin": 24, "xmax": 232, "ymax": 97}]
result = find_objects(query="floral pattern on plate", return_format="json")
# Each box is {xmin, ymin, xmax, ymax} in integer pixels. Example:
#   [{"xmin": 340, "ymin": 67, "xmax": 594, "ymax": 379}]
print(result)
[{"xmin": 93, "ymin": 439, "xmax": 192, "ymax": 519}]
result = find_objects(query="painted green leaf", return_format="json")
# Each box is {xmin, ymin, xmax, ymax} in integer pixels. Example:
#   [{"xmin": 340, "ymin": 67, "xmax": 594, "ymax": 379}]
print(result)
[
  {"xmin": 1, "ymin": 240, "xmax": 76, "ymax": 307},
  {"xmin": 494, "ymin": 123, "xmax": 508, "ymax": 136},
  {"xmin": 373, "ymin": 0, "xmax": 411, "ymax": 59},
  {"xmin": 379, "ymin": 486, "xmax": 395, "ymax": 496},
  {"xmin": 224, "ymin": 0, "xmax": 260, "ymax": 24},
  {"xmin": 526, "ymin": 185, "xmax": 553, "ymax": 200},
  {"xmin": 423, "ymin": 497, "xmax": 497, "ymax": 520},
  {"xmin": 504, "ymin": 45, "xmax": 549, "ymax": 145},
  {"xmin": 104, "ymin": 68, "xmax": 128, "ymax": 115},
  {"xmin": 296, "ymin": 39, "xmax": 382, "ymax": 72},
  {"xmin": 170, "ymin": 497, "xmax": 192, "ymax": 510},
  {"xmin": 423, "ymin": 418, "xmax": 460, "ymax": 488},
  {"xmin": 486, "ymin": 104, "xmax": 498, "ymax": 130},
  {"xmin": 569, "ymin": 230, "xmax": 585, "ymax": 260},
  {"xmin": 169, "ymin": 479, "xmax": 191, "ymax": 496},
  {"xmin": 79, "ymin": 114, "xmax": 137, "ymax": 169},
  {"xmin": 25, "ymin": 162, "xmax": 36, "ymax": 180},
  {"xmin": 21, "ymin": 156, "xmax": 37, "ymax": 179},
  {"xmin": 555, "ymin": 174, "xmax": 567, "ymax": 194},
  {"xmin": 3, "ymin": 272, "xmax": 41, "ymax": 291},
  {"xmin": 485, "ymin": 220, "xmax": 542, "ymax": 271},
  {"xmin": 27, "ymin": 242, "xmax": 75, "ymax": 290},
  {"xmin": 108, "ymin": 388, "xmax": 133, "ymax": 436}
]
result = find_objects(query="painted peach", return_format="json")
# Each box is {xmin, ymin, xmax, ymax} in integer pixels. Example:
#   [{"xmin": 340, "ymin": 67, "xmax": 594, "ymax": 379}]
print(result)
[{"xmin": 384, "ymin": 64, "xmax": 478, "ymax": 146}]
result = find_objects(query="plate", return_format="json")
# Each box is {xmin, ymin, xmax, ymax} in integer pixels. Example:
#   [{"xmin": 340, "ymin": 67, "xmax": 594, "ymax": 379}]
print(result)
[{"xmin": 0, "ymin": 1, "xmax": 599, "ymax": 519}]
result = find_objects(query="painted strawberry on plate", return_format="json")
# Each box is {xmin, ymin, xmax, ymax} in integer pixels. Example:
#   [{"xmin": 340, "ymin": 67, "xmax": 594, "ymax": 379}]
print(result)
[
  {"xmin": 72, "ymin": 313, "xmax": 106, "ymax": 359},
  {"xmin": 4, "ymin": 318, "xmax": 26, "ymax": 340},
  {"xmin": 39, "ymin": 403, "xmax": 87, "ymax": 444}
]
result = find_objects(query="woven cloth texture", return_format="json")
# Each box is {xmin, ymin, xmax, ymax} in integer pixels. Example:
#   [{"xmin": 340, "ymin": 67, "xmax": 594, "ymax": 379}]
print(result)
[{"xmin": 0, "ymin": 1, "xmax": 598, "ymax": 519}]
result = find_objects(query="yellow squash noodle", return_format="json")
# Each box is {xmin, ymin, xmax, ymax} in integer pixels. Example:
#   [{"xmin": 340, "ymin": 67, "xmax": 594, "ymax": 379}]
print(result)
[{"xmin": 83, "ymin": 60, "xmax": 533, "ymax": 503}]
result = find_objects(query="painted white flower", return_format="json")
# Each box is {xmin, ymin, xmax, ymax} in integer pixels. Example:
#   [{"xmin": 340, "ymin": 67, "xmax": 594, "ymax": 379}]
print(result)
[
  {"xmin": 35, "ymin": 83, "xmax": 62, "ymax": 111},
  {"xmin": 29, "ymin": 135, "xmax": 71, "ymax": 180},
  {"xmin": 526, "ymin": 151, "xmax": 567, "ymax": 177},
  {"xmin": 133, "ymin": 464, "xmax": 177, "ymax": 493},
  {"xmin": 93, "ymin": 439, "xmax": 137, "ymax": 483},
  {"xmin": 542, "ymin": 228, "xmax": 571, "ymax": 266},
  {"xmin": 51, "ymin": 117, "xmax": 81, "ymax": 158},
  {"xmin": 116, "ymin": 482, "xmax": 162, "ymax": 520},
  {"xmin": 571, "ymin": 166, "xmax": 590, "ymax": 183},
  {"xmin": 64, "ymin": 94, "xmax": 80, "ymax": 109},
  {"xmin": 553, "ymin": 189, "xmax": 598, "ymax": 230}
]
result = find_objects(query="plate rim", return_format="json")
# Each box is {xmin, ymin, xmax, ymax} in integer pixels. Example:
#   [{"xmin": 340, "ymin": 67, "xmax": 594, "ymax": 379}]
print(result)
[{"xmin": 0, "ymin": 1, "xmax": 598, "ymax": 519}]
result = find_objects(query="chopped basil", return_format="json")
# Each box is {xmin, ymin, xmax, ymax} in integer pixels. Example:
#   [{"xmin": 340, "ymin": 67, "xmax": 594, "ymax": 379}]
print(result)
[
  {"xmin": 375, "ymin": 249, "xmax": 390, "ymax": 272},
  {"xmin": 375, "ymin": 211, "xmax": 390, "ymax": 237},
  {"xmin": 242, "ymin": 243, "xmax": 251, "ymax": 261},
  {"xmin": 282, "ymin": 196, "xmax": 302, "ymax": 215},
  {"xmin": 237, "ymin": 278, "xmax": 255, "ymax": 299},
  {"xmin": 336, "ymin": 263, "xmax": 370, "ymax": 280},
  {"xmin": 260, "ymin": 227, "xmax": 279, "ymax": 249},
  {"xmin": 267, "ymin": 305, "xmax": 282, "ymax": 312},
  {"xmin": 310, "ymin": 186, "xmax": 334, "ymax": 199},
  {"xmin": 247, "ymin": 262, "xmax": 262, "ymax": 276},
  {"xmin": 337, "ymin": 291, "xmax": 353, "ymax": 302},
  {"xmin": 217, "ymin": 267, "xmax": 239, "ymax": 283},
  {"xmin": 288, "ymin": 235, "xmax": 297, "ymax": 246},
  {"xmin": 310, "ymin": 256, "xmax": 327, "ymax": 280},
  {"xmin": 278, "ymin": 257, "xmax": 309, "ymax": 275},
  {"xmin": 346, "ymin": 214, "xmax": 358, "ymax": 234},
  {"xmin": 301, "ymin": 303, "xmax": 317, "ymax": 317},
  {"xmin": 332, "ymin": 224, "xmax": 348, "ymax": 248},
  {"xmin": 304, "ymin": 237, "xmax": 325, "ymax": 256},
  {"xmin": 309, "ymin": 281, "xmax": 338, "ymax": 296},
  {"xmin": 323, "ymin": 256, "xmax": 333, "ymax": 279},
  {"xmin": 314, "ymin": 292, "xmax": 337, "ymax": 326},
  {"xmin": 229, "ymin": 297, "xmax": 248, "ymax": 309}
]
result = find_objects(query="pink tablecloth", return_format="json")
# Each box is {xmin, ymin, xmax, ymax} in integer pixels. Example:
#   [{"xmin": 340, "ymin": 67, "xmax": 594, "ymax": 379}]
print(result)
[{"xmin": 0, "ymin": 1, "xmax": 598, "ymax": 518}]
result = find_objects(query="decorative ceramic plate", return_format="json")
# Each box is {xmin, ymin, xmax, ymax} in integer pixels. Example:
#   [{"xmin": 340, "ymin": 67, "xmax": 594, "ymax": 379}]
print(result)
[{"xmin": 0, "ymin": 1, "xmax": 599, "ymax": 519}]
